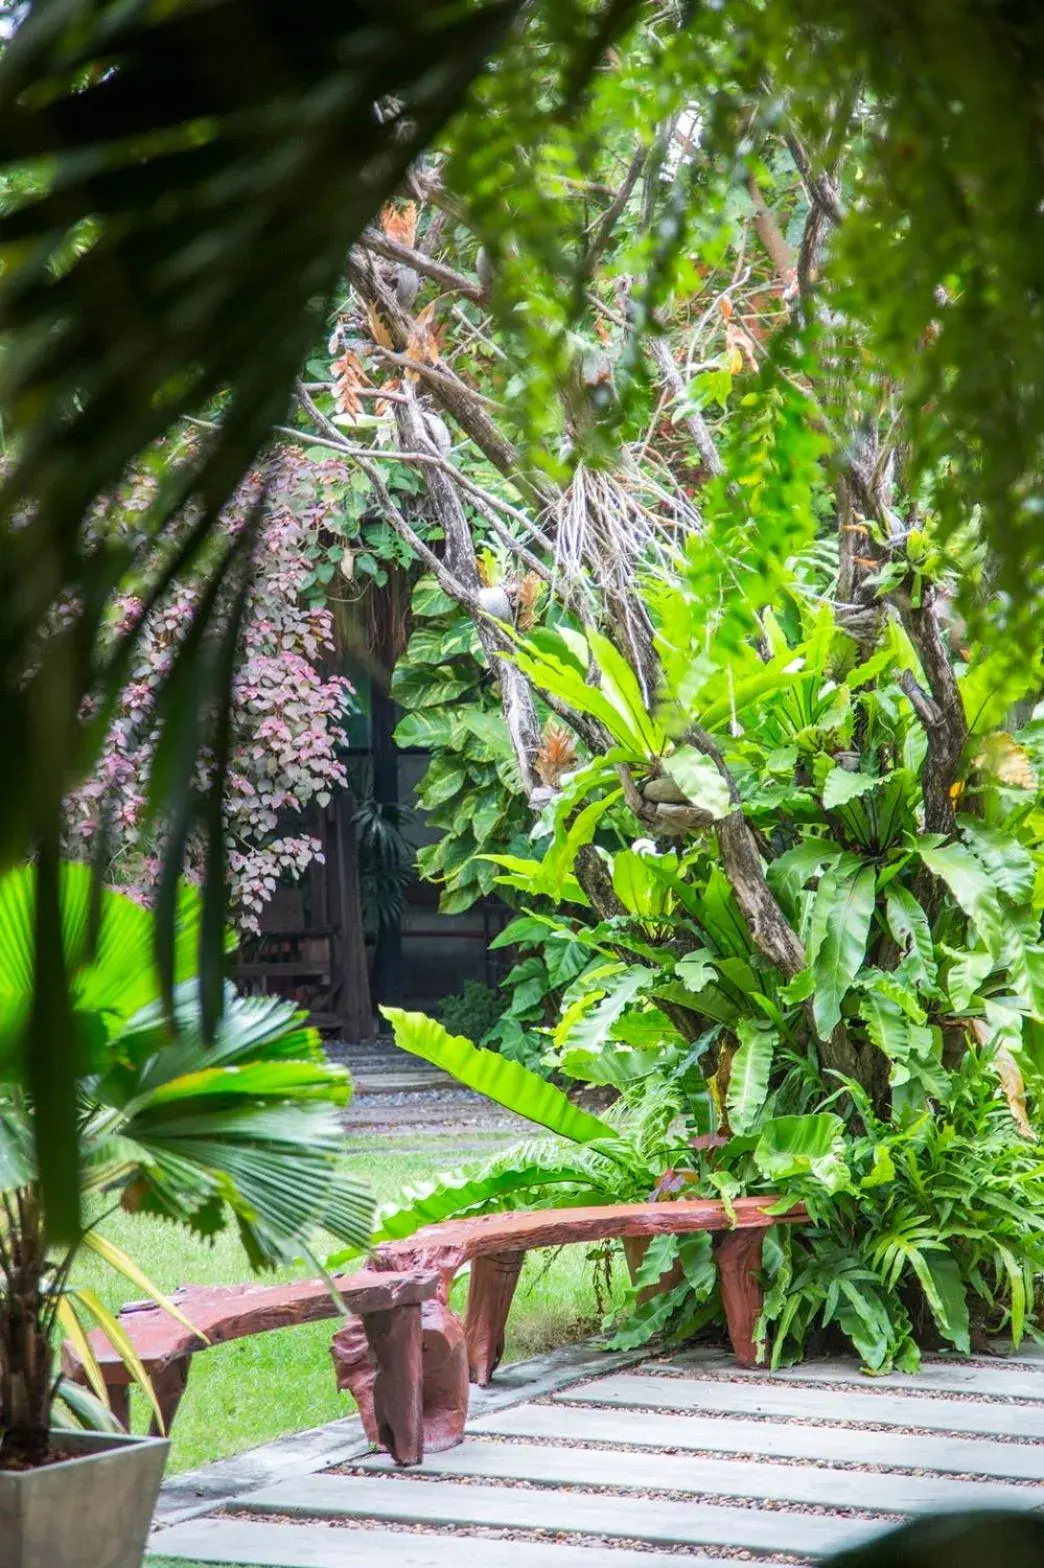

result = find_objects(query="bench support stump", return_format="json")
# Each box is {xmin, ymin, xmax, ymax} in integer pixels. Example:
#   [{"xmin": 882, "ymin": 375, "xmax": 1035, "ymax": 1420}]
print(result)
[
  {"xmin": 465, "ymin": 1249, "xmax": 524, "ymax": 1385},
  {"xmin": 148, "ymin": 1356, "xmax": 190, "ymax": 1437},
  {"xmin": 715, "ymin": 1226, "xmax": 767, "ymax": 1367},
  {"xmin": 333, "ymin": 1298, "xmax": 468, "ymax": 1456},
  {"xmin": 361, "ymin": 1302, "xmax": 424, "ymax": 1466}
]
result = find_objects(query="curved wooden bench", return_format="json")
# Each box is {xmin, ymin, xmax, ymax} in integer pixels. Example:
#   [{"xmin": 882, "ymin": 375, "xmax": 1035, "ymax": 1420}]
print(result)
[
  {"xmin": 60, "ymin": 1267, "xmax": 457, "ymax": 1466},
  {"xmin": 363, "ymin": 1196, "xmax": 808, "ymax": 1386}
]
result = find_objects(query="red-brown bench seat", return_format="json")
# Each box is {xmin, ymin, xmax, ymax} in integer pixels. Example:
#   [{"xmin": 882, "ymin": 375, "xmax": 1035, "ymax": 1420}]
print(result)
[
  {"xmin": 61, "ymin": 1267, "xmax": 446, "ymax": 1465},
  {"xmin": 365, "ymin": 1195, "xmax": 808, "ymax": 1385}
]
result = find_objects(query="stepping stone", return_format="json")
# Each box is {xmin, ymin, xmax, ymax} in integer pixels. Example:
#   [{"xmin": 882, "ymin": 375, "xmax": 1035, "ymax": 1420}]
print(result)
[
  {"xmin": 233, "ymin": 1473, "xmax": 884, "ymax": 1557},
  {"xmin": 350, "ymin": 1073, "xmax": 454, "ymax": 1094},
  {"xmin": 149, "ymin": 1518, "xmax": 752, "ymax": 1568},
  {"xmin": 473, "ymin": 1401, "xmax": 1044, "ymax": 1481},
  {"xmin": 564, "ymin": 1371, "xmax": 1044, "ymax": 1440},
  {"xmin": 657, "ymin": 1349, "xmax": 1044, "ymax": 1402},
  {"xmin": 358, "ymin": 1436, "xmax": 1040, "ymax": 1514}
]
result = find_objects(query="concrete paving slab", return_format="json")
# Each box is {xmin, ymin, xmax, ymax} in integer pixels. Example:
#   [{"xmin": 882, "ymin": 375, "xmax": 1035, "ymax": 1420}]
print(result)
[
  {"xmin": 357, "ymin": 1435, "xmax": 1041, "ymax": 1514},
  {"xmin": 472, "ymin": 1400, "xmax": 1044, "ymax": 1480},
  {"xmin": 234, "ymin": 1473, "xmax": 884, "ymax": 1556},
  {"xmin": 149, "ymin": 1518, "xmax": 762, "ymax": 1568},
  {"xmin": 563, "ymin": 1372, "xmax": 1044, "ymax": 1440},
  {"xmin": 657, "ymin": 1349, "xmax": 1044, "ymax": 1402}
]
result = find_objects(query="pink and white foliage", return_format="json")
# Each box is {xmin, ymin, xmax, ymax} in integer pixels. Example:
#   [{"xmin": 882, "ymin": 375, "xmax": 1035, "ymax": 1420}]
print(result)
[{"xmin": 64, "ymin": 451, "xmax": 352, "ymax": 930}]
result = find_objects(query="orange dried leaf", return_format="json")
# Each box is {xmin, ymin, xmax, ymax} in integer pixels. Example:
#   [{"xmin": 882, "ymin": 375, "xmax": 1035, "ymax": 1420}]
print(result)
[
  {"xmin": 994, "ymin": 1045, "xmax": 1033, "ymax": 1137},
  {"xmin": 365, "ymin": 302, "xmax": 394, "ymax": 351},
  {"xmin": 380, "ymin": 200, "xmax": 418, "ymax": 248},
  {"xmin": 975, "ymin": 732, "xmax": 1037, "ymax": 790},
  {"xmin": 535, "ymin": 722, "xmax": 578, "ymax": 788},
  {"xmin": 515, "ymin": 572, "xmax": 543, "ymax": 632}
]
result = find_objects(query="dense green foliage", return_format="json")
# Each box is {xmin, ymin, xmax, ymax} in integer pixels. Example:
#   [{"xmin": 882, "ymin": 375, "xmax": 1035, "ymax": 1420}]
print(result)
[
  {"xmin": 0, "ymin": 864, "xmax": 371, "ymax": 1460},
  {"xmin": 297, "ymin": 14, "xmax": 1044, "ymax": 1367},
  {"xmin": 3, "ymin": 0, "xmax": 1044, "ymax": 1239}
]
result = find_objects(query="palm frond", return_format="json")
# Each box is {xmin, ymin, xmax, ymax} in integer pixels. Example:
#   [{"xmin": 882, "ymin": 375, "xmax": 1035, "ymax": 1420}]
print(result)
[{"xmin": 0, "ymin": 0, "xmax": 524, "ymax": 1238}]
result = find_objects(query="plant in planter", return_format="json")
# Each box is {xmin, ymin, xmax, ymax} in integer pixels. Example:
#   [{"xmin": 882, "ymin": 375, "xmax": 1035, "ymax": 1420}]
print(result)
[{"xmin": 0, "ymin": 861, "xmax": 372, "ymax": 1567}]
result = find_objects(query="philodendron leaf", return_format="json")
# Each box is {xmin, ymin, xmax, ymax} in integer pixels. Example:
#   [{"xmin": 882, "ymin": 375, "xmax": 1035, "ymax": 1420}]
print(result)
[
  {"xmin": 917, "ymin": 839, "xmax": 1007, "ymax": 957},
  {"xmin": 382, "ymin": 1007, "xmax": 615, "ymax": 1144},
  {"xmin": 808, "ymin": 860, "xmax": 876, "ymax": 1039},
  {"xmin": 821, "ymin": 768, "xmax": 878, "ymax": 810},
  {"xmin": 943, "ymin": 946, "xmax": 994, "ymax": 1011},
  {"xmin": 884, "ymin": 887, "xmax": 938, "ymax": 993},
  {"xmin": 663, "ymin": 747, "xmax": 732, "ymax": 821},
  {"xmin": 675, "ymin": 949, "xmax": 717, "ymax": 992},
  {"xmin": 726, "ymin": 1019, "xmax": 776, "ymax": 1135},
  {"xmin": 753, "ymin": 1112, "xmax": 850, "ymax": 1193}
]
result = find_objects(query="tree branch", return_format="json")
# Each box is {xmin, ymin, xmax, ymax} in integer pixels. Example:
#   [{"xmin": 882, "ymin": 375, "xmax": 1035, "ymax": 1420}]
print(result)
[
  {"xmin": 357, "ymin": 232, "xmax": 485, "ymax": 303},
  {"xmin": 645, "ymin": 335, "xmax": 723, "ymax": 477},
  {"xmin": 894, "ymin": 581, "xmax": 968, "ymax": 835},
  {"xmin": 746, "ymin": 177, "xmax": 796, "ymax": 287}
]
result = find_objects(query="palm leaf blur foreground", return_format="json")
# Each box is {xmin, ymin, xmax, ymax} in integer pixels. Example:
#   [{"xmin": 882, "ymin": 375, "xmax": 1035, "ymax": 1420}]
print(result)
[
  {"xmin": 0, "ymin": 0, "xmax": 525, "ymax": 1242},
  {"xmin": 0, "ymin": 863, "xmax": 371, "ymax": 1462}
]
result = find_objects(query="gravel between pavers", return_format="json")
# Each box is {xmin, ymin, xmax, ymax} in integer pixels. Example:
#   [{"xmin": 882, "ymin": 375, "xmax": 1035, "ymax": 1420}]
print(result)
[
  {"xmin": 226, "ymin": 1509, "xmax": 813, "ymax": 1563},
  {"xmin": 546, "ymin": 1396, "xmax": 1044, "ymax": 1444},
  {"xmin": 332, "ymin": 1466, "xmax": 903, "ymax": 1522},
  {"xmin": 636, "ymin": 1366, "xmax": 1044, "ymax": 1407},
  {"xmin": 462, "ymin": 1430, "xmax": 1044, "ymax": 1484}
]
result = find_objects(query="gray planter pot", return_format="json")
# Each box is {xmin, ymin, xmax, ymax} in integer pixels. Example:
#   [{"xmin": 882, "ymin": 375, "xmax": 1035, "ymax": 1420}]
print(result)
[{"xmin": 0, "ymin": 1429, "xmax": 169, "ymax": 1568}]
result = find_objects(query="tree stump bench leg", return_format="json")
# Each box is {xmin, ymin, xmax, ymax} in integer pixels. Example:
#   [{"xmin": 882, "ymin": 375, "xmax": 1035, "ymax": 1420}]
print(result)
[
  {"xmin": 465, "ymin": 1249, "xmax": 524, "ymax": 1386},
  {"xmin": 148, "ymin": 1355, "xmax": 191, "ymax": 1437},
  {"xmin": 715, "ymin": 1226, "xmax": 767, "ymax": 1367},
  {"xmin": 360, "ymin": 1302, "xmax": 424, "ymax": 1465},
  {"xmin": 106, "ymin": 1379, "xmax": 131, "ymax": 1432},
  {"xmin": 333, "ymin": 1298, "xmax": 468, "ymax": 1462}
]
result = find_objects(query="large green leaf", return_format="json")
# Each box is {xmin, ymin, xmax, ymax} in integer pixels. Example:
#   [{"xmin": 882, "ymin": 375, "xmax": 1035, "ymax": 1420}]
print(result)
[
  {"xmin": 352, "ymin": 1155, "xmax": 615, "ymax": 1253},
  {"xmin": 766, "ymin": 840, "xmax": 844, "ymax": 916},
  {"xmin": 1001, "ymin": 911, "xmax": 1044, "ymax": 1020},
  {"xmin": 509, "ymin": 632, "xmax": 649, "ymax": 757},
  {"xmin": 0, "ymin": 863, "xmax": 202, "ymax": 1071},
  {"xmin": 808, "ymin": 860, "xmax": 877, "ymax": 1038},
  {"xmin": 382, "ymin": 1007, "xmax": 615, "ymax": 1143},
  {"xmin": 884, "ymin": 887, "xmax": 938, "ymax": 993},
  {"xmin": 587, "ymin": 630, "xmax": 666, "ymax": 755},
  {"xmin": 554, "ymin": 964, "xmax": 653, "ymax": 1056},
  {"xmin": 917, "ymin": 839, "xmax": 1007, "ymax": 957},
  {"xmin": 726, "ymin": 1019, "xmax": 776, "ymax": 1135},
  {"xmin": 753, "ymin": 1113, "xmax": 850, "ymax": 1193},
  {"xmin": 959, "ymin": 819, "xmax": 1036, "ymax": 904},
  {"xmin": 821, "ymin": 768, "xmax": 879, "ymax": 810}
]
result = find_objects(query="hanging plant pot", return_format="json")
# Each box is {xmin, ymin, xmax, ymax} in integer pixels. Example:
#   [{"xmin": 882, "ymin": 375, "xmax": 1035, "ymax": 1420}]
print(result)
[{"xmin": 0, "ymin": 1429, "xmax": 168, "ymax": 1568}]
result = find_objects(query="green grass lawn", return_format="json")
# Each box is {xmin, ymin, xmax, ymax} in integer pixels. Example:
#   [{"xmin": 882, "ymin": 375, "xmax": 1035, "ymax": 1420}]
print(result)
[{"xmin": 78, "ymin": 1141, "xmax": 626, "ymax": 1475}]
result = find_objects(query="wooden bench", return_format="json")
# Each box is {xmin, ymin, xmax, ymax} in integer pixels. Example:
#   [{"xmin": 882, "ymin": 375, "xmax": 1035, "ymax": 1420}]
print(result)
[
  {"xmin": 64, "ymin": 1196, "xmax": 805, "ymax": 1468},
  {"xmin": 60, "ymin": 1267, "xmax": 467, "ymax": 1466},
  {"xmin": 340, "ymin": 1196, "xmax": 807, "ymax": 1388}
]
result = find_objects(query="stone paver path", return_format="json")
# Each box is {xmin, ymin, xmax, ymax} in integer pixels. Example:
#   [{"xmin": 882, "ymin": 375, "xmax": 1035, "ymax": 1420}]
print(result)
[
  {"xmin": 150, "ymin": 1343, "xmax": 1044, "ymax": 1567},
  {"xmin": 333, "ymin": 1038, "xmax": 530, "ymax": 1152}
]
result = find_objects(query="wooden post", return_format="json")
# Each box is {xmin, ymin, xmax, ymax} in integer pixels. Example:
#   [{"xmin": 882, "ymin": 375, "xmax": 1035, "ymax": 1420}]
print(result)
[
  {"xmin": 715, "ymin": 1227, "xmax": 767, "ymax": 1367},
  {"xmin": 465, "ymin": 1249, "xmax": 524, "ymax": 1385},
  {"xmin": 332, "ymin": 1299, "xmax": 469, "ymax": 1458},
  {"xmin": 332, "ymin": 791, "xmax": 374, "ymax": 1039},
  {"xmin": 148, "ymin": 1356, "xmax": 190, "ymax": 1437},
  {"xmin": 107, "ymin": 1380, "xmax": 131, "ymax": 1432},
  {"xmin": 361, "ymin": 1302, "xmax": 424, "ymax": 1465}
]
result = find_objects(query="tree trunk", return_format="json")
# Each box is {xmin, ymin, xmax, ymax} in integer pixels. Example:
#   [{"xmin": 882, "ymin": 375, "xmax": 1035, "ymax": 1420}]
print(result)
[
  {"xmin": 0, "ymin": 1192, "xmax": 52, "ymax": 1467},
  {"xmin": 330, "ymin": 791, "xmax": 374, "ymax": 1040}
]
